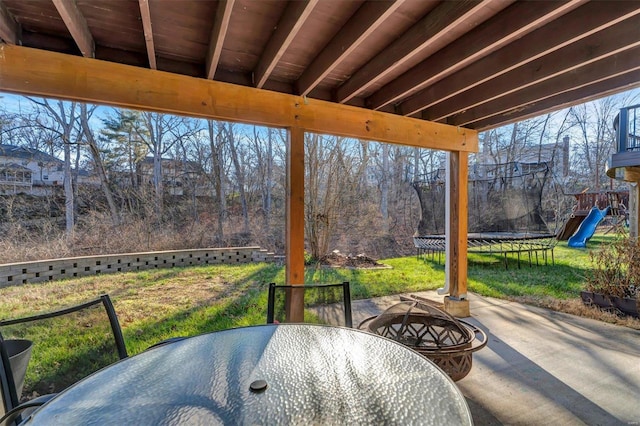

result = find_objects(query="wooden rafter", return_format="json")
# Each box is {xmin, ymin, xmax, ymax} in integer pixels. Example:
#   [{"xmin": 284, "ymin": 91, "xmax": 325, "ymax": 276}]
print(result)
[
  {"xmin": 205, "ymin": 0, "xmax": 235, "ymax": 80},
  {"xmin": 254, "ymin": 0, "xmax": 318, "ymax": 89},
  {"xmin": 427, "ymin": 16, "xmax": 640, "ymax": 123},
  {"xmin": 0, "ymin": 45, "xmax": 476, "ymax": 152},
  {"xmin": 295, "ymin": 0, "xmax": 403, "ymax": 97},
  {"xmin": 334, "ymin": 0, "xmax": 501, "ymax": 104},
  {"xmin": 399, "ymin": 1, "xmax": 640, "ymax": 117},
  {"xmin": 138, "ymin": 0, "xmax": 156, "ymax": 69},
  {"xmin": 0, "ymin": 0, "xmax": 19, "ymax": 45},
  {"xmin": 451, "ymin": 46, "xmax": 640, "ymax": 128},
  {"xmin": 52, "ymin": 0, "xmax": 94, "ymax": 58},
  {"xmin": 473, "ymin": 70, "xmax": 640, "ymax": 131},
  {"xmin": 366, "ymin": 0, "xmax": 584, "ymax": 110}
]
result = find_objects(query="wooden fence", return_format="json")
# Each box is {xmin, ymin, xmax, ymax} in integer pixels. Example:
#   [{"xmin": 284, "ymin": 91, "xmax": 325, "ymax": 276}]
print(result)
[{"xmin": 0, "ymin": 247, "xmax": 274, "ymax": 287}]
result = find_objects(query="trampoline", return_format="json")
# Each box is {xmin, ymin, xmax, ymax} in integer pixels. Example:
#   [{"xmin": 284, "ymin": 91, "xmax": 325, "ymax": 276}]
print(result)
[{"xmin": 413, "ymin": 162, "xmax": 558, "ymax": 268}]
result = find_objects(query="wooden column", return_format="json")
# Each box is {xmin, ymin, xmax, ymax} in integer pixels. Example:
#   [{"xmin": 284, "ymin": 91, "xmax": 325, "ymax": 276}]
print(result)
[
  {"xmin": 286, "ymin": 127, "xmax": 305, "ymax": 322},
  {"xmin": 444, "ymin": 150, "xmax": 470, "ymax": 317}
]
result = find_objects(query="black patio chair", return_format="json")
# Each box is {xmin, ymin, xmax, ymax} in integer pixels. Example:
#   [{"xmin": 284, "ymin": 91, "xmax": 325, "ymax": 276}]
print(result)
[
  {"xmin": 267, "ymin": 282, "xmax": 353, "ymax": 328},
  {"xmin": 0, "ymin": 294, "xmax": 127, "ymax": 425}
]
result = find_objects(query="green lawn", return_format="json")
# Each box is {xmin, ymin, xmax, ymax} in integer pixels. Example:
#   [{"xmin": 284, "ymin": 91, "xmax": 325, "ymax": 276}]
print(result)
[{"xmin": 0, "ymin": 234, "xmax": 617, "ymax": 396}]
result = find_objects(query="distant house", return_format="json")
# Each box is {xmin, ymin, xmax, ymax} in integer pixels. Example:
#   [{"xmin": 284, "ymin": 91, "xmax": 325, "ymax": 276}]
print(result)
[
  {"xmin": 476, "ymin": 136, "xmax": 571, "ymax": 178},
  {"xmin": 0, "ymin": 144, "xmax": 97, "ymax": 195},
  {"xmin": 137, "ymin": 157, "xmax": 210, "ymax": 196}
]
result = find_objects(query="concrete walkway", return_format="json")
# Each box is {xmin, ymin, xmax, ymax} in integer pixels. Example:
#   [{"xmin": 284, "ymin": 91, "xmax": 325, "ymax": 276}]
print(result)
[{"xmin": 352, "ymin": 292, "xmax": 640, "ymax": 426}]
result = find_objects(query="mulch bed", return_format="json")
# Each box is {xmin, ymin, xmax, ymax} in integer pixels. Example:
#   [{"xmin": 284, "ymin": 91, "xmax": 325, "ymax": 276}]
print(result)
[{"xmin": 317, "ymin": 251, "xmax": 385, "ymax": 269}]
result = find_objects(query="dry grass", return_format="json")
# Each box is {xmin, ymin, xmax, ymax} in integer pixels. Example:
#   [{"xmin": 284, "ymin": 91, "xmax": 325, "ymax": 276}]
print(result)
[{"xmin": 510, "ymin": 295, "xmax": 640, "ymax": 330}]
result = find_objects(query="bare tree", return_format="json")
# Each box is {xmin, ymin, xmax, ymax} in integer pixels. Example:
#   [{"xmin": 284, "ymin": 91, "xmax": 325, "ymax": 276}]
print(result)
[
  {"xmin": 223, "ymin": 122, "xmax": 250, "ymax": 234},
  {"xmin": 28, "ymin": 98, "xmax": 79, "ymax": 236},
  {"xmin": 136, "ymin": 112, "xmax": 193, "ymax": 216},
  {"xmin": 306, "ymin": 134, "xmax": 369, "ymax": 259},
  {"xmin": 79, "ymin": 103, "xmax": 120, "ymax": 225},
  {"xmin": 251, "ymin": 125, "xmax": 276, "ymax": 233},
  {"xmin": 207, "ymin": 120, "xmax": 228, "ymax": 242},
  {"xmin": 568, "ymin": 95, "xmax": 636, "ymax": 190}
]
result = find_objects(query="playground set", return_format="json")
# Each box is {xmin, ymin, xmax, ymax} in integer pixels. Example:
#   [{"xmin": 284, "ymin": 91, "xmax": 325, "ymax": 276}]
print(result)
[
  {"xmin": 413, "ymin": 103, "xmax": 640, "ymax": 267},
  {"xmin": 560, "ymin": 190, "xmax": 628, "ymax": 248},
  {"xmin": 413, "ymin": 162, "xmax": 629, "ymax": 267}
]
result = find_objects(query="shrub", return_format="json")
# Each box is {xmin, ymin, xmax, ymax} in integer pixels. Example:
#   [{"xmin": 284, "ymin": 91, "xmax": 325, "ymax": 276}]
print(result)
[{"xmin": 586, "ymin": 235, "xmax": 639, "ymax": 300}]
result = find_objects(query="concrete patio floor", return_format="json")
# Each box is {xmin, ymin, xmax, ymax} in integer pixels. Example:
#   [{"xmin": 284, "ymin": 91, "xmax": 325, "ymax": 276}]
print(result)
[{"xmin": 351, "ymin": 292, "xmax": 640, "ymax": 426}]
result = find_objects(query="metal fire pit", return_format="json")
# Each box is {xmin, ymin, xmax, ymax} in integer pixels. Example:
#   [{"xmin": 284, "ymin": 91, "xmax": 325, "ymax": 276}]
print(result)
[{"xmin": 359, "ymin": 296, "xmax": 487, "ymax": 381}]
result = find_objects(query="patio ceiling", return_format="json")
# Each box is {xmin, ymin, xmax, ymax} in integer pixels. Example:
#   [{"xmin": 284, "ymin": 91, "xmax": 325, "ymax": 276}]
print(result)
[{"xmin": 1, "ymin": 0, "xmax": 639, "ymax": 132}]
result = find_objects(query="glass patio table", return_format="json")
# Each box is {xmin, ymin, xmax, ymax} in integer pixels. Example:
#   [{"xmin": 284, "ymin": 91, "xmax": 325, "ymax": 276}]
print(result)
[{"xmin": 23, "ymin": 324, "xmax": 472, "ymax": 425}]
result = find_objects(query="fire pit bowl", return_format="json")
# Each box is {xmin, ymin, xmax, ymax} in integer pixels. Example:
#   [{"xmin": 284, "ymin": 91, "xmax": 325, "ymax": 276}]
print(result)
[{"xmin": 359, "ymin": 296, "xmax": 487, "ymax": 381}]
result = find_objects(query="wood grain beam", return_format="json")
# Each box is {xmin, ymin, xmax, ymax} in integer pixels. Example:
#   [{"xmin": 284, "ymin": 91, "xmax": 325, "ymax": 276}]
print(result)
[
  {"xmin": 286, "ymin": 127, "xmax": 305, "ymax": 291},
  {"xmin": 296, "ymin": 0, "xmax": 403, "ymax": 96},
  {"xmin": 0, "ymin": 44, "xmax": 476, "ymax": 152},
  {"xmin": 138, "ymin": 0, "xmax": 156, "ymax": 69},
  {"xmin": 52, "ymin": 0, "xmax": 94, "ymax": 58},
  {"xmin": 335, "ymin": 0, "xmax": 501, "ymax": 104},
  {"xmin": 366, "ymin": 0, "xmax": 584, "ymax": 110},
  {"xmin": 471, "ymin": 69, "xmax": 640, "ymax": 131},
  {"xmin": 399, "ymin": 1, "xmax": 640, "ymax": 116},
  {"xmin": 205, "ymin": 0, "xmax": 235, "ymax": 80},
  {"xmin": 446, "ymin": 151, "xmax": 468, "ymax": 300},
  {"xmin": 254, "ymin": 0, "xmax": 318, "ymax": 89},
  {"xmin": 427, "ymin": 16, "xmax": 640, "ymax": 123},
  {"xmin": 0, "ymin": 0, "xmax": 19, "ymax": 45},
  {"xmin": 456, "ymin": 46, "xmax": 640, "ymax": 129}
]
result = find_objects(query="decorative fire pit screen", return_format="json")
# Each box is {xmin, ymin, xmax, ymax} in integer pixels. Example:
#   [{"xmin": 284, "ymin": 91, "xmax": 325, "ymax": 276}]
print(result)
[{"xmin": 359, "ymin": 296, "xmax": 487, "ymax": 381}]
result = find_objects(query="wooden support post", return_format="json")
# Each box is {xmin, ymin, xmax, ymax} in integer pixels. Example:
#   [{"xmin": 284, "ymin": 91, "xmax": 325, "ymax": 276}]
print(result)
[
  {"xmin": 286, "ymin": 127, "xmax": 305, "ymax": 322},
  {"xmin": 444, "ymin": 150, "xmax": 470, "ymax": 317}
]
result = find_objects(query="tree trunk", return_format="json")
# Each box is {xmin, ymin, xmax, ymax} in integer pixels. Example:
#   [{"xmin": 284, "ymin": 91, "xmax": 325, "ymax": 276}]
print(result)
[
  {"xmin": 80, "ymin": 104, "xmax": 120, "ymax": 225},
  {"xmin": 226, "ymin": 123, "xmax": 250, "ymax": 233},
  {"xmin": 380, "ymin": 143, "xmax": 390, "ymax": 232},
  {"xmin": 208, "ymin": 120, "xmax": 226, "ymax": 242},
  {"xmin": 63, "ymin": 139, "xmax": 74, "ymax": 236}
]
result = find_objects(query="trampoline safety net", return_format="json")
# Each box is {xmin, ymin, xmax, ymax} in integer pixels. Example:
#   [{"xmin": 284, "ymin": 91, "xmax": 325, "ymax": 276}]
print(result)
[{"xmin": 413, "ymin": 161, "xmax": 551, "ymax": 235}]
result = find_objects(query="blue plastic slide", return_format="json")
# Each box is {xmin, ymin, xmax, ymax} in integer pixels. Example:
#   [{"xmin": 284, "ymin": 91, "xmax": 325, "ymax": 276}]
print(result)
[{"xmin": 567, "ymin": 206, "xmax": 610, "ymax": 248}]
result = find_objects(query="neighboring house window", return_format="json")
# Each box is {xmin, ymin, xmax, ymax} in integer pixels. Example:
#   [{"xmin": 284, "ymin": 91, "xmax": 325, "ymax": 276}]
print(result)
[{"xmin": 43, "ymin": 175, "xmax": 48, "ymax": 180}]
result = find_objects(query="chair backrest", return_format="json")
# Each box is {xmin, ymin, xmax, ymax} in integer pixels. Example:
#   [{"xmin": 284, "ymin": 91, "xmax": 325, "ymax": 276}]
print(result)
[
  {"xmin": 0, "ymin": 339, "xmax": 20, "ymax": 419},
  {"xmin": 267, "ymin": 282, "xmax": 352, "ymax": 328},
  {"xmin": 0, "ymin": 294, "xmax": 127, "ymax": 408}
]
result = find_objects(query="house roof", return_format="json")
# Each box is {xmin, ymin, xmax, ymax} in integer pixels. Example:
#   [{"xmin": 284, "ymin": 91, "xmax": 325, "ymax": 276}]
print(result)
[
  {"xmin": 1, "ymin": 0, "xmax": 639, "ymax": 131},
  {"xmin": 0, "ymin": 144, "xmax": 62, "ymax": 164},
  {"xmin": 0, "ymin": 162, "xmax": 31, "ymax": 172}
]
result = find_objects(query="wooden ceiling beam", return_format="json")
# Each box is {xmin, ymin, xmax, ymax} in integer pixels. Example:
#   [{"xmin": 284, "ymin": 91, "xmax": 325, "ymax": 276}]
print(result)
[
  {"xmin": 473, "ymin": 70, "xmax": 640, "ymax": 131},
  {"xmin": 335, "ymin": 0, "xmax": 500, "ymax": 104},
  {"xmin": 138, "ymin": 0, "xmax": 156, "ymax": 69},
  {"xmin": 0, "ymin": 0, "xmax": 19, "ymax": 45},
  {"xmin": 399, "ymin": 1, "xmax": 640, "ymax": 116},
  {"xmin": 205, "ymin": 0, "xmax": 235, "ymax": 80},
  {"xmin": 426, "ymin": 16, "xmax": 640, "ymax": 123},
  {"xmin": 295, "ymin": 0, "xmax": 403, "ymax": 97},
  {"xmin": 452, "ymin": 46, "xmax": 640, "ymax": 129},
  {"xmin": 52, "ymin": 0, "xmax": 94, "ymax": 58},
  {"xmin": 366, "ymin": 0, "xmax": 584, "ymax": 110},
  {"xmin": 0, "ymin": 44, "xmax": 476, "ymax": 152},
  {"xmin": 254, "ymin": 0, "xmax": 318, "ymax": 89}
]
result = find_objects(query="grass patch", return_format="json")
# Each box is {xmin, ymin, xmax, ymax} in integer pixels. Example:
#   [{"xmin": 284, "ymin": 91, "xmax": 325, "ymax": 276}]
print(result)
[{"xmin": 2, "ymin": 234, "xmax": 638, "ymax": 396}]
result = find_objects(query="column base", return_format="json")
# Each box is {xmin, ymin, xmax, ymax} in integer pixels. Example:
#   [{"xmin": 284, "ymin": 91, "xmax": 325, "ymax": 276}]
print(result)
[{"xmin": 443, "ymin": 296, "xmax": 470, "ymax": 318}]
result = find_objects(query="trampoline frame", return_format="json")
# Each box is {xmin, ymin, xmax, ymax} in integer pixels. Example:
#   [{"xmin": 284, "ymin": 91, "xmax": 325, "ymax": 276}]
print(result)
[{"xmin": 414, "ymin": 233, "xmax": 557, "ymax": 269}]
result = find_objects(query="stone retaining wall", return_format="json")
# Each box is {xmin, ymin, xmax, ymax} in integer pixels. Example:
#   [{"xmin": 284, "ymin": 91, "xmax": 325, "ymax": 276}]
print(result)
[{"xmin": 0, "ymin": 247, "xmax": 274, "ymax": 287}]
